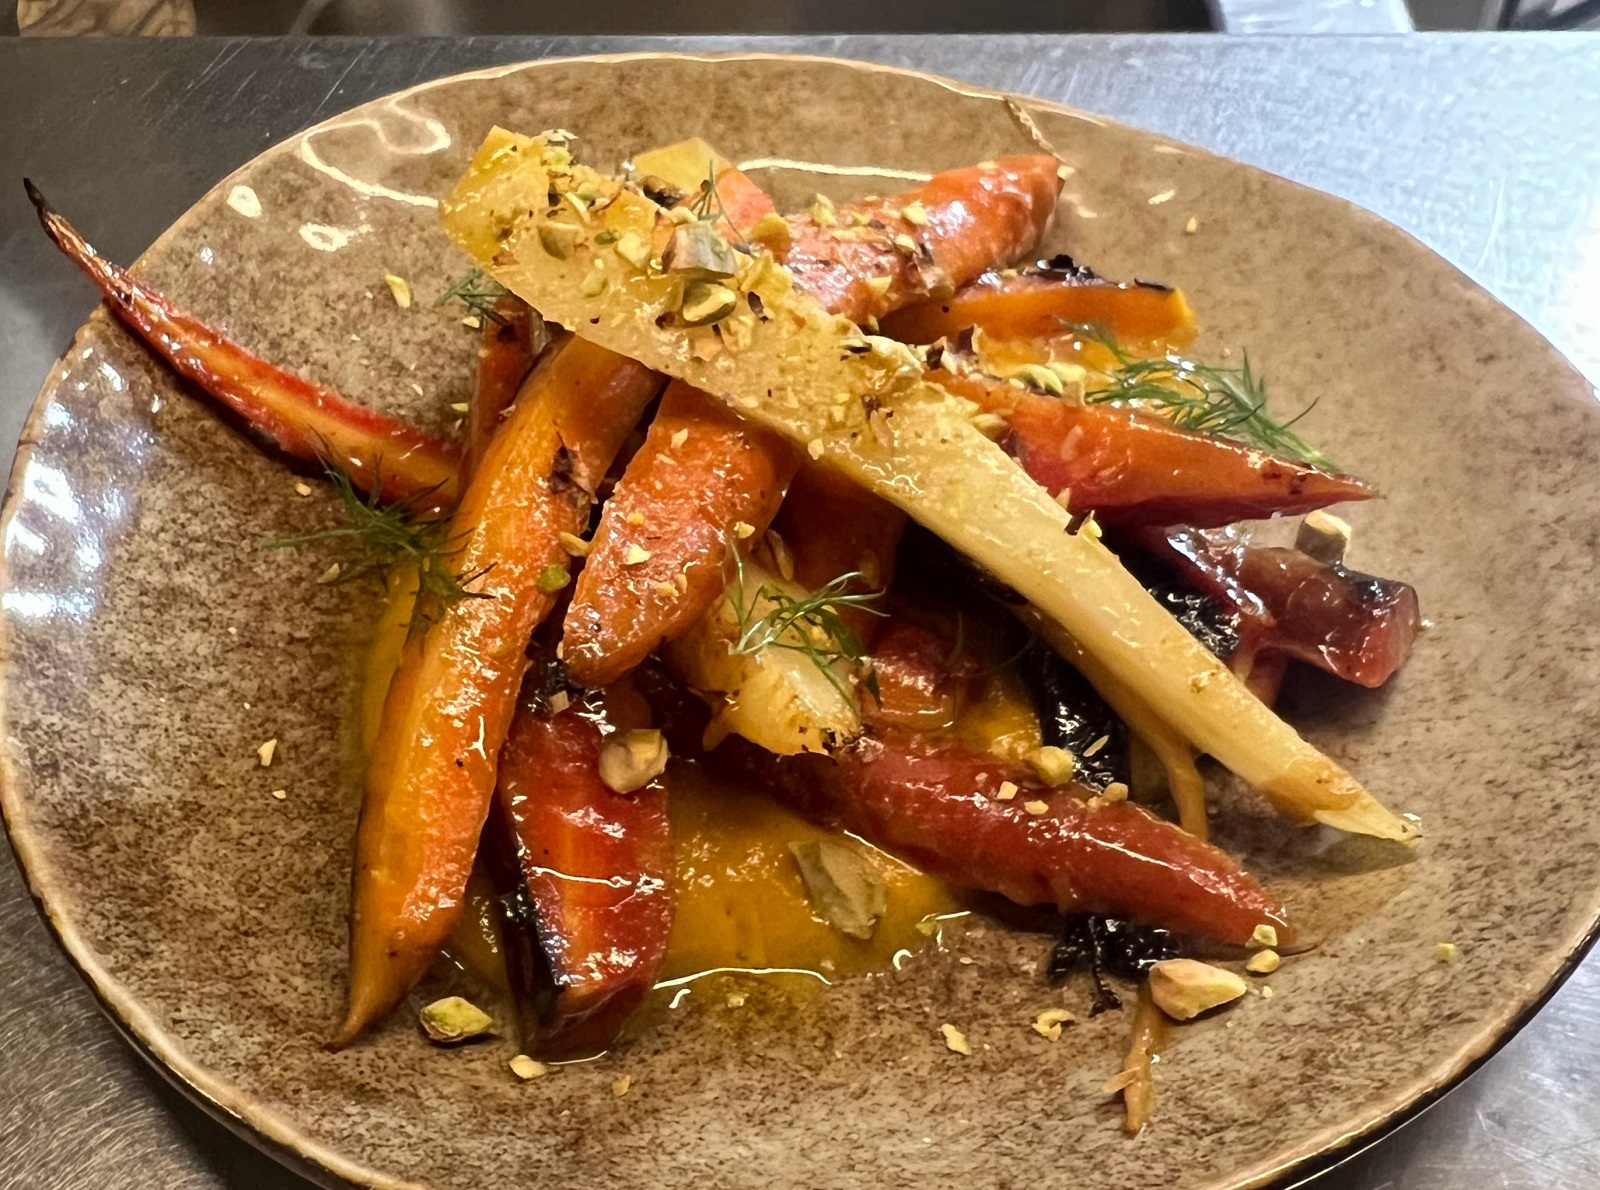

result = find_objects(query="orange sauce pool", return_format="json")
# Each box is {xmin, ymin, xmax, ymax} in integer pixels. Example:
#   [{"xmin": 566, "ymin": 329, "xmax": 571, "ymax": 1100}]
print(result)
[{"xmin": 357, "ymin": 575, "xmax": 1036, "ymax": 993}]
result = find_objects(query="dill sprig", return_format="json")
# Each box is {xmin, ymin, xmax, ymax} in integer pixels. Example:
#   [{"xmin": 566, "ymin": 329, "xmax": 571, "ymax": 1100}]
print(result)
[
  {"xmin": 1066, "ymin": 322, "xmax": 1337, "ymax": 471},
  {"xmin": 726, "ymin": 548, "xmax": 884, "ymax": 705},
  {"xmin": 268, "ymin": 469, "xmax": 488, "ymax": 607},
  {"xmin": 436, "ymin": 268, "xmax": 510, "ymax": 324},
  {"xmin": 688, "ymin": 166, "xmax": 753, "ymax": 253}
]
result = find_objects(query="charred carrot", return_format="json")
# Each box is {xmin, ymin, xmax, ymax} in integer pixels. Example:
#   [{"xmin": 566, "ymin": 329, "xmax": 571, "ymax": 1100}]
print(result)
[
  {"xmin": 937, "ymin": 370, "xmax": 1376, "ymax": 527},
  {"xmin": 493, "ymin": 677, "xmax": 674, "ymax": 1057},
  {"xmin": 562, "ymin": 381, "xmax": 799, "ymax": 688},
  {"xmin": 28, "ymin": 182, "xmax": 462, "ymax": 508},
  {"xmin": 728, "ymin": 729, "xmax": 1290, "ymax": 947},
  {"xmin": 332, "ymin": 337, "xmax": 661, "ymax": 1046},
  {"xmin": 465, "ymin": 295, "xmax": 544, "ymax": 480},
  {"xmin": 881, "ymin": 259, "xmax": 1197, "ymax": 351},
  {"xmin": 782, "ymin": 155, "xmax": 1063, "ymax": 325}
]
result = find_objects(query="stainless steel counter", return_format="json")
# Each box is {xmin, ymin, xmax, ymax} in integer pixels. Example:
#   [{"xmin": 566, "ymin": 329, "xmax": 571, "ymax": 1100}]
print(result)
[{"xmin": 2, "ymin": 33, "xmax": 1598, "ymax": 1190}]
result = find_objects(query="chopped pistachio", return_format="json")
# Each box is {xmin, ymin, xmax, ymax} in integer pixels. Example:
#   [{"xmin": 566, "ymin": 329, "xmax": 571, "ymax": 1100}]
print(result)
[
  {"xmin": 1250, "ymin": 924, "xmax": 1279, "ymax": 950},
  {"xmin": 670, "ymin": 428, "xmax": 689, "ymax": 450},
  {"xmin": 598, "ymin": 729, "xmax": 670, "ymax": 793},
  {"xmin": 614, "ymin": 229, "xmax": 651, "ymax": 270},
  {"xmin": 293, "ymin": 482, "xmax": 312, "ymax": 497},
  {"xmin": 1023, "ymin": 800, "xmax": 1049, "ymax": 816},
  {"xmin": 316, "ymin": 562, "xmax": 342, "ymax": 584},
  {"xmin": 1045, "ymin": 360, "xmax": 1089, "ymax": 391},
  {"xmin": 1246, "ymin": 948, "xmax": 1281, "ymax": 975},
  {"xmin": 579, "ymin": 264, "xmax": 608, "ymax": 298},
  {"xmin": 1184, "ymin": 215, "xmax": 1200, "ymax": 234},
  {"xmin": 665, "ymin": 205, "xmax": 696, "ymax": 225},
  {"xmin": 893, "ymin": 232, "xmax": 920, "ymax": 255},
  {"xmin": 748, "ymin": 211, "xmax": 794, "ymax": 253},
  {"xmin": 1101, "ymin": 781, "xmax": 1129, "ymax": 803},
  {"xmin": 419, "ymin": 996, "xmax": 493, "ymax": 1044},
  {"xmin": 257, "ymin": 738, "xmax": 277, "ymax": 767},
  {"xmin": 270, "ymin": 789, "xmax": 287, "ymax": 801},
  {"xmin": 863, "ymin": 274, "xmax": 893, "ymax": 299},
  {"xmin": 562, "ymin": 191, "xmax": 590, "ymax": 221},
  {"xmin": 612, "ymin": 1075, "xmax": 633, "ymax": 1096},
  {"xmin": 1084, "ymin": 734, "xmax": 1110, "ymax": 757},
  {"xmin": 901, "ymin": 200, "xmax": 929, "ymax": 226},
  {"xmin": 1010, "ymin": 363, "xmax": 1064, "ymax": 396},
  {"xmin": 940, "ymin": 1023, "xmax": 973, "ymax": 1056},
  {"xmin": 536, "ymin": 564, "xmax": 570, "ymax": 593},
  {"xmin": 1436, "ymin": 942, "xmax": 1459, "ymax": 963},
  {"xmin": 807, "ymin": 438, "xmax": 825, "ymax": 460},
  {"xmin": 625, "ymin": 510, "xmax": 646, "ymax": 526},
  {"xmin": 809, "ymin": 193, "xmax": 838, "ymax": 227},
  {"xmin": 789, "ymin": 839, "xmax": 887, "ymax": 940},
  {"xmin": 1032, "ymin": 1007, "xmax": 1076, "ymax": 1041},
  {"xmin": 509, "ymin": 1054, "xmax": 548, "ymax": 1081},
  {"xmin": 680, "ymin": 280, "xmax": 739, "ymax": 327},
  {"xmin": 547, "ymin": 690, "xmax": 571, "ymax": 715},
  {"xmin": 664, "ymin": 220, "xmax": 740, "ymax": 278},
  {"xmin": 559, "ymin": 531, "xmax": 592, "ymax": 557},
  {"xmin": 1260, "ymin": 985, "xmax": 1275, "ymax": 1000},
  {"xmin": 593, "ymin": 228, "xmax": 618, "ymax": 245},
  {"xmin": 1148, "ymin": 959, "xmax": 1247, "ymax": 1021},
  {"xmin": 623, "ymin": 544, "xmax": 651, "ymax": 565},
  {"xmin": 995, "ymin": 780, "xmax": 1019, "ymax": 802},
  {"xmin": 537, "ymin": 222, "xmax": 581, "ymax": 259},
  {"xmin": 1026, "ymin": 745, "xmax": 1077, "ymax": 786},
  {"xmin": 1296, "ymin": 509, "xmax": 1353, "ymax": 565},
  {"xmin": 726, "ymin": 990, "xmax": 747, "ymax": 1008},
  {"xmin": 383, "ymin": 273, "xmax": 412, "ymax": 309},
  {"xmin": 732, "ymin": 521, "xmax": 756, "ymax": 539}
]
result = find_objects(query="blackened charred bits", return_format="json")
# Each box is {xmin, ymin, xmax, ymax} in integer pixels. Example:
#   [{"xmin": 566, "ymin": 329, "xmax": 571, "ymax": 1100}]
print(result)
[{"xmin": 1048, "ymin": 916, "xmax": 1181, "ymax": 1015}]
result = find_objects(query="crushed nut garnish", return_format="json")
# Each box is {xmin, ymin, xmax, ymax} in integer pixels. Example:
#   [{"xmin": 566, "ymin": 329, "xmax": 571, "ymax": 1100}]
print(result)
[
  {"xmin": 995, "ymin": 780, "xmax": 1019, "ymax": 802},
  {"xmin": 383, "ymin": 273, "xmax": 412, "ymax": 309},
  {"xmin": 1296, "ymin": 509, "xmax": 1353, "ymax": 565},
  {"xmin": 537, "ymin": 222, "xmax": 580, "ymax": 259},
  {"xmin": 1184, "ymin": 216, "xmax": 1199, "ymax": 234},
  {"xmin": 789, "ymin": 839, "xmax": 887, "ymax": 939},
  {"xmin": 623, "ymin": 544, "xmax": 652, "ymax": 565},
  {"xmin": 580, "ymin": 264, "xmax": 608, "ymax": 298},
  {"xmin": 614, "ymin": 229, "xmax": 651, "ymax": 270},
  {"xmin": 536, "ymin": 564, "xmax": 570, "ymax": 593},
  {"xmin": 650, "ymin": 580, "xmax": 679, "ymax": 599},
  {"xmin": 726, "ymin": 991, "xmax": 747, "ymax": 1008},
  {"xmin": 1027, "ymin": 745, "xmax": 1077, "ymax": 785},
  {"xmin": 257, "ymin": 738, "xmax": 277, "ymax": 767},
  {"xmin": 892, "ymin": 232, "xmax": 920, "ymax": 256},
  {"xmin": 732, "ymin": 521, "xmax": 756, "ymax": 540},
  {"xmin": 1010, "ymin": 363, "xmax": 1064, "ymax": 396},
  {"xmin": 598, "ymin": 729, "xmax": 670, "ymax": 793},
  {"xmin": 625, "ymin": 510, "xmax": 646, "ymax": 526},
  {"xmin": 1250, "ymin": 924, "xmax": 1279, "ymax": 950},
  {"xmin": 547, "ymin": 690, "xmax": 571, "ymax": 715},
  {"xmin": 270, "ymin": 789, "xmax": 287, "ymax": 801},
  {"xmin": 1023, "ymin": 800, "xmax": 1049, "ymax": 816},
  {"xmin": 1032, "ymin": 1008, "xmax": 1076, "ymax": 1041},
  {"xmin": 316, "ymin": 562, "xmax": 342, "ymax": 584},
  {"xmin": 901, "ymin": 200, "xmax": 928, "ymax": 226},
  {"xmin": 1101, "ymin": 781, "xmax": 1129, "ymax": 803},
  {"xmin": 1245, "ymin": 949, "xmax": 1281, "ymax": 975},
  {"xmin": 419, "ymin": 996, "xmax": 493, "ymax": 1044},
  {"xmin": 809, "ymin": 194, "xmax": 838, "ymax": 227},
  {"xmin": 940, "ymin": 1023, "xmax": 973, "ymax": 1056},
  {"xmin": 509, "ymin": 1054, "xmax": 548, "ymax": 1081},
  {"xmin": 293, "ymin": 481, "xmax": 312, "ymax": 497},
  {"xmin": 461, "ymin": 315, "xmax": 481, "ymax": 329},
  {"xmin": 559, "ymin": 531, "xmax": 592, "ymax": 557},
  {"xmin": 1436, "ymin": 942, "xmax": 1459, "ymax": 963},
  {"xmin": 971, "ymin": 412, "xmax": 1009, "ymax": 438},
  {"xmin": 863, "ymin": 274, "xmax": 893, "ymax": 299},
  {"xmin": 1084, "ymin": 734, "xmax": 1110, "ymax": 758},
  {"xmin": 807, "ymin": 438, "xmax": 825, "ymax": 460},
  {"xmin": 680, "ymin": 280, "xmax": 739, "ymax": 327},
  {"xmin": 670, "ymin": 428, "xmax": 689, "ymax": 450},
  {"xmin": 612, "ymin": 1075, "xmax": 633, "ymax": 1097},
  {"xmin": 1260, "ymin": 986, "xmax": 1275, "ymax": 1000},
  {"xmin": 1148, "ymin": 959, "xmax": 1247, "ymax": 1020},
  {"xmin": 449, "ymin": 402, "xmax": 470, "ymax": 414}
]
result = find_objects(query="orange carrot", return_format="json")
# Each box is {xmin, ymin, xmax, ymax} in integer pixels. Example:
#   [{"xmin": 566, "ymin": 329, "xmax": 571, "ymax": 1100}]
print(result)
[
  {"xmin": 710, "ymin": 163, "xmax": 776, "ymax": 235},
  {"xmin": 563, "ymin": 381, "xmax": 799, "ymax": 688},
  {"xmin": 937, "ymin": 369, "xmax": 1376, "ymax": 527},
  {"xmin": 783, "ymin": 155, "xmax": 1064, "ymax": 325},
  {"xmin": 332, "ymin": 337, "xmax": 661, "ymax": 1045},
  {"xmin": 28, "ymin": 181, "xmax": 462, "ymax": 509},
  {"xmin": 881, "ymin": 266, "xmax": 1197, "ymax": 352},
  {"xmin": 465, "ymin": 295, "xmax": 544, "ymax": 480}
]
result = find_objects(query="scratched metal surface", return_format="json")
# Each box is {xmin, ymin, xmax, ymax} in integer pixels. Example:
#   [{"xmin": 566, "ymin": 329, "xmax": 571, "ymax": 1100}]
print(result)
[{"xmin": 1, "ymin": 34, "xmax": 1598, "ymax": 1190}]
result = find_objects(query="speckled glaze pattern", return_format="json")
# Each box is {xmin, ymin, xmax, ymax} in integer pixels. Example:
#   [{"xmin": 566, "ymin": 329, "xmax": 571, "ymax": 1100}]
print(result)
[{"xmin": 2, "ymin": 54, "xmax": 1597, "ymax": 1190}]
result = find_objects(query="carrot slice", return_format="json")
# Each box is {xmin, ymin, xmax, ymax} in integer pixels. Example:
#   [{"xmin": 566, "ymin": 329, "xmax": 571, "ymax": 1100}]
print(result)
[
  {"xmin": 881, "ymin": 266, "xmax": 1198, "ymax": 352},
  {"xmin": 465, "ymin": 295, "xmax": 544, "ymax": 479},
  {"xmin": 332, "ymin": 337, "xmax": 661, "ymax": 1046},
  {"xmin": 783, "ymin": 155, "xmax": 1064, "ymax": 324},
  {"xmin": 563, "ymin": 381, "xmax": 799, "ymax": 688},
  {"xmin": 937, "ymin": 369, "xmax": 1376, "ymax": 527},
  {"xmin": 28, "ymin": 182, "xmax": 462, "ymax": 509},
  {"xmin": 493, "ymin": 678, "xmax": 674, "ymax": 1057}
]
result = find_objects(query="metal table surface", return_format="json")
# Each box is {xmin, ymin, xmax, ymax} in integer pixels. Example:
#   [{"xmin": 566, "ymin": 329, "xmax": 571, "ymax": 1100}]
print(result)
[{"xmin": 2, "ymin": 32, "xmax": 1598, "ymax": 1190}]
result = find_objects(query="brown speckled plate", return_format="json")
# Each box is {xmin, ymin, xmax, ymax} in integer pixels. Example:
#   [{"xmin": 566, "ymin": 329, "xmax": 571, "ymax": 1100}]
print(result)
[{"xmin": 4, "ymin": 53, "xmax": 1599, "ymax": 1190}]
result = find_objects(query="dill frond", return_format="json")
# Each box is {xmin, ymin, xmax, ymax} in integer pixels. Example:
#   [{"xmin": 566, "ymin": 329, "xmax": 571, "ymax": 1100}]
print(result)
[
  {"xmin": 688, "ymin": 166, "xmax": 753, "ymax": 253},
  {"xmin": 1065, "ymin": 322, "xmax": 1336, "ymax": 471},
  {"xmin": 436, "ymin": 268, "xmax": 510, "ymax": 324},
  {"xmin": 726, "ymin": 547, "xmax": 884, "ymax": 705},
  {"xmin": 268, "ymin": 469, "xmax": 488, "ymax": 607}
]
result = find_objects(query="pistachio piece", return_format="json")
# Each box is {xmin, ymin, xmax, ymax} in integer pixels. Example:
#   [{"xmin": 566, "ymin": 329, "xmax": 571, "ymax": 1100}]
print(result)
[
  {"xmin": 1032, "ymin": 1007, "xmax": 1076, "ymax": 1041},
  {"xmin": 536, "ymin": 563, "xmax": 570, "ymax": 593},
  {"xmin": 1010, "ymin": 363, "xmax": 1065, "ymax": 396},
  {"xmin": 789, "ymin": 839, "xmax": 887, "ymax": 940},
  {"xmin": 809, "ymin": 193, "xmax": 838, "ymax": 227},
  {"xmin": 1295, "ymin": 509, "xmax": 1352, "ymax": 565},
  {"xmin": 680, "ymin": 280, "xmax": 739, "ymax": 327},
  {"xmin": 1026, "ymin": 745, "xmax": 1077, "ymax": 786},
  {"xmin": 1148, "ymin": 959, "xmax": 1247, "ymax": 1021},
  {"xmin": 663, "ymin": 220, "xmax": 740, "ymax": 278},
  {"xmin": 1250, "ymin": 923, "xmax": 1279, "ymax": 949},
  {"xmin": 537, "ymin": 222, "xmax": 581, "ymax": 259},
  {"xmin": 613, "ymin": 229, "xmax": 651, "ymax": 271},
  {"xmin": 1245, "ymin": 948, "xmax": 1281, "ymax": 975},
  {"xmin": 508, "ymin": 1054, "xmax": 548, "ymax": 1080},
  {"xmin": 748, "ymin": 211, "xmax": 794, "ymax": 254},
  {"xmin": 940, "ymin": 1023, "xmax": 973, "ymax": 1056},
  {"xmin": 598, "ymin": 728, "xmax": 670, "ymax": 793},
  {"xmin": 419, "ymin": 996, "xmax": 494, "ymax": 1044},
  {"xmin": 579, "ymin": 263, "xmax": 608, "ymax": 298}
]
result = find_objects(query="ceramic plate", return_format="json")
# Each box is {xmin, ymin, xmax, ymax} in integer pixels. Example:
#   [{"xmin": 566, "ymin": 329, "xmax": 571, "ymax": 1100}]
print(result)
[{"xmin": 4, "ymin": 53, "xmax": 1598, "ymax": 1190}]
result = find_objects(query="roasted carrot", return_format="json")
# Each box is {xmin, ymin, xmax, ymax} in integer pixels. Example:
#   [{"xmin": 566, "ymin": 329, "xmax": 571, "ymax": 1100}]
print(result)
[
  {"xmin": 493, "ymin": 677, "xmax": 674, "ymax": 1057},
  {"xmin": 465, "ymin": 295, "xmax": 545, "ymax": 479},
  {"xmin": 725, "ymin": 729, "xmax": 1291, "ymax": 948},
  {"xmin": 332, "ymin": 337, "xmax": 661, "ymax": 1046},
  {"xmin": 563, "ymin": 381, "xmax": 799, "ymax": 688},
  {"xmin": 937, "ymin": 369, "xmax": 1376, "ymax": 527},
  {"xmin": 881, "ymin": 261, "xmax": 1197, "ymax": 351},
  {"xmin": 28, "ymin": 182, "xmax": 462, "ymax": 509},
  {"xmin": 782, "ymin": 155, "xmax": 1064, "ymax": 325}
]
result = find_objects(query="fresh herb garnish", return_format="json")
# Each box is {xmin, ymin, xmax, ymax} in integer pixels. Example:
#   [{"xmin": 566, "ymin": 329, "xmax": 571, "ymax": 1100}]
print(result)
[
  {"xmin": 1066, "ymin": 322, "xmax": 1336, "ymax": 470},
  {"xmin": 268, "ymin": 469, "xmax": 489, "ymax": 607},
  {"xmin": 436, "ymin": 268, "xmax": 510, "ymax": 324},
  {"xmin": 726, "ymin": 547, "xmax": 884, "ymax": 705}
]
